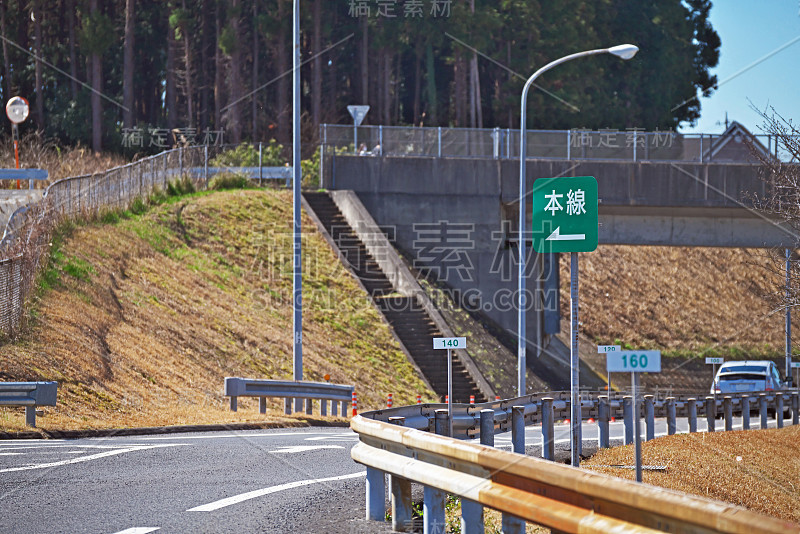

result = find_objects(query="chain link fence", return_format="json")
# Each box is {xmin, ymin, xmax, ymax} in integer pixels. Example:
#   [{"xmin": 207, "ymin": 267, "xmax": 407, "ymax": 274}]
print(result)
[
  {"xmin": 321, "ymin": 124, "xmax": 789, "ymax": 163},
  {"xmin": 0, "ymin": 144, "xmax": 251, "ymax": 338}
]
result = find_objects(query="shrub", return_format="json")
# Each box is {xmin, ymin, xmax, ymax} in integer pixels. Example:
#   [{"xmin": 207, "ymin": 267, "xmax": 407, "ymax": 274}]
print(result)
[{"xmin": 209, "ymin": 172, "xmax": 251, "ymax": 190}]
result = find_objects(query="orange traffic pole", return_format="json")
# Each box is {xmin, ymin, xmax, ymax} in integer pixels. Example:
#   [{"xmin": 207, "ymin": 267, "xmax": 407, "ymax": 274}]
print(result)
[{"xmin": 13, "ymin": 138, "xmax": 19, "ymax": 189}]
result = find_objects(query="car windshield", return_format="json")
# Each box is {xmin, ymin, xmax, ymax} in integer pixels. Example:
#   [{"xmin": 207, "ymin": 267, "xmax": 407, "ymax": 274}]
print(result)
[
  {"xmin": 719, "ymin": 365, "xmax": 767, "ymax": 375},
  {"xmin": 718, "ymin": 373, "xmax": 765, "ymax": 382}
]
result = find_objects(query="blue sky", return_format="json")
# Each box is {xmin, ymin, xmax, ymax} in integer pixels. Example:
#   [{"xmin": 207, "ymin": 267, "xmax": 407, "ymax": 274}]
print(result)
[{"xmin": 679, "ymin": 1, "xmax": 800, "ymax": 134}]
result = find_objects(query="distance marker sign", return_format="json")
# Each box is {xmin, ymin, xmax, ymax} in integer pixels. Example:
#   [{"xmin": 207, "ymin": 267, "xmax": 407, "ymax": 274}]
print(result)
[
  {"xmin": 606, "ymin": 351, "xmax": 661, "ymax": 373},
  {"xmin": 532, "ymin": 176, "xmax": 598, "ymax": 253}
]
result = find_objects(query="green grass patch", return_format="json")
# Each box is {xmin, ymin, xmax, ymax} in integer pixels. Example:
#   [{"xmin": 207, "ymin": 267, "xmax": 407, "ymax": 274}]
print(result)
[{"xmin": 63, "ymin": 257, "xmax": 95, "ymax": 281}]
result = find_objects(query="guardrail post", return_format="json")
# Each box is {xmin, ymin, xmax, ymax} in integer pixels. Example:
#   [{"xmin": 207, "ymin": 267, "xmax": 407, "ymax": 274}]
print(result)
[
  {"xmin": 435, "ymin": 409, "xmax": 448, "ymax": 436},
  {"xmin": 259, "ymin": 397, "xmax": 267, "ymax": 414},
  {"xmin": 331, "ymin": 399, "xmax": 338, "ymax": 417},
  {"xmin": 284, "ymin": 398, "xmax": 291, "ymax": 415},
  {"xmin": 776, "ymin": 393, "xmax": 784, "ymax": 428},
  {"xmin": 388, "ymin": 416, "xmax": 413, "ymax": 532},
  {"xmin": 461, "ymin": 409, "xmax": 493, "ymax": 534},
  {"xmin": 501, "ymin": 406, "xmax": 526, "ymax": 534},
  {"xmin": 480, "ymin": 409, "xmax": 495, "ymax": 447},
  {"xmin": 230, "ymin": 396, "xmax": 238, "ymax": 412},
  {"xmin": 623, "ymin": 396, "xmax": 633, "ymax": 445},
  {"xmin": 705, "ymin": 397, "xmax": 715, "ymax": 432},
  {"xmin": 759, "ymin": 393, "xmax": 768, "ymax": 429},
  {"xmin": 305, "ymin": 399, "xmax": 313, "ymax": 415},
  {"xmin": 723, "ymin": 397, "xmax": 733, "ymax": 431},
  {"xmin": 687, "ymin": 398, "xmax": 697, "ymax": 433},
  {"xmin": 366, "ymin": 467, "xmax": 386, "ymax": 522},
  {"xmin": 342, "ymin": 400, "xmax": 348, "ymax": 416},
  {"xmin": 25, "ymin": 406, "xmax": 36, "ymax": 427},
  {"xmin": 419, "ymin": 414, "xmax": 446, "ymax": 534},
  {"xmin": 666, "ymin": 397, "xmax": 677, "ymax": 435},
  {"xmin": 597, "ymin": 396, "xmax": 609, "ymax": 449},
  {"xmin": 792, "ymin": 392, "xmax": 799, "ymax": 425},
  {"xmin": 542, "ymin": 398, "xmax": 555, "ymax": 459},
  {"xmin": 320, "ymin": 399, "xmax": 327, "ymax": 416},
  {"xmin": 741, "ymin": 395, "xmax": 750, "ymax": 430},
  {"xmin": 644, "ymin": 395, "xmax": 655, "ymax": 441}
]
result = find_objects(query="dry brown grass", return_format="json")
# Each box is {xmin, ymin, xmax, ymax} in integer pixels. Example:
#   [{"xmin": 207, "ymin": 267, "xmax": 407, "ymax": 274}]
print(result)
[
  {"xmin": 0, "ymin": 189, "xmax": 434, "ymax": 432},
  {"xmin": 0, "ymin": 134, "xmax": 126, "ymax": 188},
  {"xmin": 562, "ymin": 245, "xmax": 792, "ymax": 355},
  {"xmin": 582, "ymin": 426, "xmax": 800, "ymax": 523}
]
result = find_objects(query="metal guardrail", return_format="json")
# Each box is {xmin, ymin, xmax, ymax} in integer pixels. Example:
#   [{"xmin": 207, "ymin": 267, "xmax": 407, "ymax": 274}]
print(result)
[
  {"xmin": 0, "ymin": 381, "xmax": 57, "ymax": 427},
  {"xmin": 350, "ymin": 415, "xmax": 796, "ymax": 534},
  {"xmin": 352, "ymin": 389, "xmax": 800, "ymax": 532},
  {"xmin": 224, "ymin": 377, "xmax": 353, "ymax": 417}
]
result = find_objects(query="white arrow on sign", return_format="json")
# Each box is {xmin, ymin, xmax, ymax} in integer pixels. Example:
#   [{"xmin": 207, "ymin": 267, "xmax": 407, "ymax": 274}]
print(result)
[
  {"xmin": 347, "ymin": 105, "xmax": 370, "ymax": 126},
  {"xmin": 545, "ymin": 227, "xmax": 585, "ymax": 242},
  {"xmin": 269, "ymin": 445, "xmax": 344, "ymax": 454}
]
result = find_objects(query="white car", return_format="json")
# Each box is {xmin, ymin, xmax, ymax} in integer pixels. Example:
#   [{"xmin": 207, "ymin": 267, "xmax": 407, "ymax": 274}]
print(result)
[{"xmin": 710, "ymin": 360, "xmax": 789, "ymax": 395}]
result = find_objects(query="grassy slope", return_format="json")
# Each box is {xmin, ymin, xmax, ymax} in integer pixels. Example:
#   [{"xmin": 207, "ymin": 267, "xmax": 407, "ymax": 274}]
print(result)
[
  {"xmin": 561, "ymin": 245, "xmax": 795, "ymax": 357},
  {"xmin": 583, "ymin": 426, "xmax": 800, "ymax": 523},
  {"xmin": 0, "ymin": 189, "xmax": 434, "ymax": 431}
]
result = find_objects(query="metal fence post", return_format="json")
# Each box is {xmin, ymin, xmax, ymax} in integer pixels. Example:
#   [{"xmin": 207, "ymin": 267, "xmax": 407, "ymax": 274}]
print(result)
[
  {"xmin": 597, "ymin": 396, "xmax": 609, "ymax": 449},
  {"xmin": 480, "ymin": 409, "xmax": 495, "ymax": 447},
  {"xmin": 705, "ymin": 397, "xmax": 716, "ymax": 432},
  {"xmin": 437, "ymin": 127, "xmax": 442, "ymax": 158},
  {"xmin": 792, "ymin": 392, "xmax": 799, "ymax": 425},
  {"xmin": 687, "ymin": 398, "xmax": 697, "ymax": 433},
  {"xmin": 305, "ymin": 399, "xmax": 312, "ymax": 415},
  {"xmin": 259, "ymin": 397, "xmax": 267, "ymax": 414},
  {"xmin": 623, "ymin": 396, "xmax": 633, "ymax": 445},
  {"xmin": 566, "ymin": 130, "xmax": 571, "ymax": 161},
  {"xmin": 644, "ymin": 395, "xmax": 655, "ymax": 441},
  {"xmin": 759, "ymin": 394, "xmax": 768, "ymax": 429},
  {"xmin": 284, "ymin": 398, "xmax": 291, "ymax": 415},
  {"xmin": 259, "ymin": 142, "xmax": 263, "ymax": 186},
  {"xmin": 742, "ymin": 395, "xmax": 750, "ymax": 430},
  {"xmin": 320, "ymin": 399, "xmax": 327, "ymax": 416},
  {"xmin": 379, "ymin": 125, "xmax": 383, "ymax": 156},
  {"xmin": 723, "ymin": 397, "xmax": 733, "ymax": 431},
  {"xmin": 666, "ymin": 397, "xmax": 677, "ymax": 435},
  {"xmin": 542, "ymin": 398, "xmax": 555, "ymax": 459},
  {"xmin": 204, "ymin": 145, "xmax": 209, "ymax": 189},
  {"xmin": 776, "ymin": 393, "xmax": 784, "ymax": 429},
  {"xmin": 331, "ymin": 399, "xmax": 338, "ymax": 417}
]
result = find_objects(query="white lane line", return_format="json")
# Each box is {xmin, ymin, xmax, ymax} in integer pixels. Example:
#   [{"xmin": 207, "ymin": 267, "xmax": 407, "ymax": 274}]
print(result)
[
  {"xmin": 139, "ymin": 432, "xmax": 333, "ymax": 441},
  {"xmin": 0, "ymin": 452, "xmax": 23, "ymax": 456},
  {"xmin": 0, "ymin": 444, "xmax": 184, "ymax": 474},
  {"xmin": 269, "ymin": 445, "xmax": 344, "ymax": 454},
  {"xmin": 187, "ymin": 471, "xmax": 367, "ymax": 512},
  {"xmin": 110, "ymin": 528, "xmax": 160, "ymax": 534}
]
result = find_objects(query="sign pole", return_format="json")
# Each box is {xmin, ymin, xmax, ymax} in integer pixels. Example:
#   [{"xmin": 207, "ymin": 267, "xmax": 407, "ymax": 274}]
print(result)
[
  {"xmin": 632, "ymin": 371, "xmax": 642, "ymax": 482},
  {"xmin": 433, "ymin": 337, "xmax": 466, "ymax": 438},
  {"xmin": 447, "ymin": 347, "xmax": 453, "ymax": 437},
  {"xmin": 291, "ymin": 0, "xmax": 303, "ymax": 412},
  {"xmin": 570, "ymin": 251, "xmax": 580, "ymax": 467},
  {"xmin": 786, "ymin": 248, "xmax": 792, "ymax": 382}
]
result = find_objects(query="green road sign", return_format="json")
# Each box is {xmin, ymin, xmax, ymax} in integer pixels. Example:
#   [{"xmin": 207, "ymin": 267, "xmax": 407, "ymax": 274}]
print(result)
[{"xmin": 532, "ymin": 176, "xmax": 598, "ymax": 253}]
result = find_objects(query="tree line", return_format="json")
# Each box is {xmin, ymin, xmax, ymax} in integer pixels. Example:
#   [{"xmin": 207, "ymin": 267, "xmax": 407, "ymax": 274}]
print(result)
[{"xmin": 1, "ymin": 0, "xmax": 719, "ymax": 154}]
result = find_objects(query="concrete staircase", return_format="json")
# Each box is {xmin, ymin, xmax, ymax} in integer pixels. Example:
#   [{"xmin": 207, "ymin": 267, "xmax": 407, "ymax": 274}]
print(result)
[{"xmin": 304, "ymin": 191, "xmax": 485, "ymax": 403}]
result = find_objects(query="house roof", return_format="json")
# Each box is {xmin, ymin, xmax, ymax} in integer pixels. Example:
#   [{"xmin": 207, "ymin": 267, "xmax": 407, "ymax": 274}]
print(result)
[{"xmin": 706, "ymin": 120, "xmax": 772, "ymax": 162}]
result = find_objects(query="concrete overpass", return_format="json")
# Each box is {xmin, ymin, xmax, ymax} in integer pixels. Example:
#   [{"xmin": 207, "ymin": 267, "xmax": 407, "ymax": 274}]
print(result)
[{"xmin": 320, "ymin": 152, "xmax": 797, "ymax": 367}]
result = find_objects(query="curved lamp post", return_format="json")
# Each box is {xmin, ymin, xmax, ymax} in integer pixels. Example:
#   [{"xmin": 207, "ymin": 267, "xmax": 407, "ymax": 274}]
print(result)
[{"xmin": 517, "ymin": 44, "xmax": 639, "ymax": 397}]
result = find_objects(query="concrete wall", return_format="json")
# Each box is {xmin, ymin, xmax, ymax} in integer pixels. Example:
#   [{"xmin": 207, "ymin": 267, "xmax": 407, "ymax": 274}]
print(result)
[{"xmin": 324, "ymin": 154, "xmax": 795, "ymax": 344}]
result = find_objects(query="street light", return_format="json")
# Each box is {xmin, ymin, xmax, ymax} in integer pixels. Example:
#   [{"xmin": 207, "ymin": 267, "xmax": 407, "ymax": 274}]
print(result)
[
  {"xmin": 5, "ymin": 96, "xmax": 30, "ymax": 189},
  {"xmin": 517, "ymin": 44, "xmax": 638, "ymax": 397}
]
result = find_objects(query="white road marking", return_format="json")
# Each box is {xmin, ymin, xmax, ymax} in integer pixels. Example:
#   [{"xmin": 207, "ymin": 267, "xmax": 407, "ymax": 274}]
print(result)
[
  {"xmin": 139, "ymin": 432, "xmax": 333, "ymax": 441},
  {"xmin": 0, "ymin": 444, "xmax": 184, "ymax": 474},
  {"xmin": 0, "ymin": 452, "xmax": 22, "ymax": 456},
  {"xmin": 269, "ymin": 445, "xmax": 344, "ymax": 454},
  {"xmin": 304, "ymin": 435, "xmax": 357, "ymax": 441},
  {"xmin": 110, "ymin": 528, "xmax": 160, "ymax": 534},
  {"xmin": 187, "ymin": 471, "xmax": 366, "ymax": 512}
]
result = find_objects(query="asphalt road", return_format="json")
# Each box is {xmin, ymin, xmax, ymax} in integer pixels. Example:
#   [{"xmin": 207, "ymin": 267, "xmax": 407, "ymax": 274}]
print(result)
[{"xmin": 0, "ymin": 417, "xmax": 786, "ymax": 533}]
